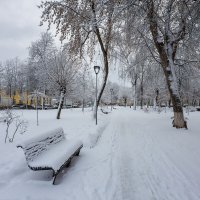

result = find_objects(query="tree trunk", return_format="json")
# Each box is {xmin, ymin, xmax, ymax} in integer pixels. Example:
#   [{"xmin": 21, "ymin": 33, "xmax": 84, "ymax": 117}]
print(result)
[
  {"xmin": 82, "ymin": 99, "xmax": 85, "ymax": 112},
  {"xmin": 140, "ymin": 68, "xmax": 144, "ymax": 109},
  {"xmin": 133, "ymin": 78, "xmax": 137, "ymax": 110},
  {"xmin": 153, "ymin": 89, "xmax": 159, "ymax": 110},
  {"xmin": 140, "ymin": 83, "xmax": 143, "ymax": 109},
  {"xmin": 168, "ymin": 98, "xmax": 171, "ymax": 108},
  {"xmin": 155, "ymin": 89, "xmax": 159, "ymax": 105},
  {"xmin": 124, "ymin": 97, "xmax": 127, "ymax": 107},
  {"xmin": 93, "ymin": 52, "xmax": 109, "ymax": 118},
  {"xmin": 162, "ymin": 56, "xmax": 186, "ymax": 128},
  {"xmin": 97, "ymin": 53, "xmax": 109, "ymax": 108},
  {"xmin": 148, "ymin": 1, "xmax": 187, "ymax": 128},
  {"xmin": 173, "ymin": 111, "xmax": 186, "ymax": 128},
  {"xmin": 153, "ymin": 98, "xmax": 156, "ymax": 110},
  {"xmin": 56, "ymin": 90, "xmax": 65, "ymax": 119},
  {"xmin": 162, "ymin": 64, "xmax": 187, "ymax": 129}
]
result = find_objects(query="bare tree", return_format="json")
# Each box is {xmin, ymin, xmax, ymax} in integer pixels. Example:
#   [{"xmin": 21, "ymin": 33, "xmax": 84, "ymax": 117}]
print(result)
[
  {"xmin": 29, "ymin": 32, "xmax": 56, "ymax": 92},
  {"xmin": 1, "ymin": 109, "xmax": 27, "ymax": 143},
  {"xmin": 112, "ymin": 46, "xmax": 137, "ymax": 109},
  {"xmin": 74, "ymin": 62, "xmax": 93, "ymax": 112},
  {"xmin": 47, "ymin": 49, "xmax": 80, "ymax": 119},
  {"xmin": 4, "ymin": 59, "xmax": 15, "ymax": 98}
]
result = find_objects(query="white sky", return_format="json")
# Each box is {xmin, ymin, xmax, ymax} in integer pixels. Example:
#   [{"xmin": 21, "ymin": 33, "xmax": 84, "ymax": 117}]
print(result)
[
  {"xmin": 0, "ymin": 0, "xmax": 60, "ymax": 62},
  {"xmin": 0, "ymin": 0, "xmax": 127, "ymax": 85}
]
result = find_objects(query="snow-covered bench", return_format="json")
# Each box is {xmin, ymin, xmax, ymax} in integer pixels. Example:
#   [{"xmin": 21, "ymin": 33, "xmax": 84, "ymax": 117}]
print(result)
[{"xmin": 17, "ymin": 127, "xmax": 83, "ymax": 184}]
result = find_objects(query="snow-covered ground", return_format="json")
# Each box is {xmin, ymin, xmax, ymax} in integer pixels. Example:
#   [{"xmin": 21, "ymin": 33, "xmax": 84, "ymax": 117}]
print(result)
[{"xmin": 0, "ymin": 107, "xmax": 200, "ymax": 200}]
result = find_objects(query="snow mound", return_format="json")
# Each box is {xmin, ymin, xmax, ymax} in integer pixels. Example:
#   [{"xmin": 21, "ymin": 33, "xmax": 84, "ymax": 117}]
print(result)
[{"xmin": 84, "ymin": 123, "xmax": 109, "ymax": 148}]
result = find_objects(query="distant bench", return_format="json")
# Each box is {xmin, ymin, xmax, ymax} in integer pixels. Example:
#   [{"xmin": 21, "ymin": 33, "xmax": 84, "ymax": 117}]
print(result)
[
  {"xmin": 101, "ymin": 108, "xmax": 109, "ymax": 114},
  {"xmin": 17, "ymin": 127, "xmax": 83, "ymax": 184},
  {"xmin": 0, "ymin": 117, "xmax": 6, "ymax": 123}
]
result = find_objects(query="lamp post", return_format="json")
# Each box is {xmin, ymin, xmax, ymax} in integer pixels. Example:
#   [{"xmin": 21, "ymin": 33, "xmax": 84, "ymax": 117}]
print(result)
[
  {"xmin": 94, "ymin": 66, "xmax": 100, "ymax": 125},
  {"xmin": 35, "ymin": 89, "xmax": 39, "ymax": 126},
  {"xmin": 110, "ymin": 88, "xmax": 113, "ymax": 111},
  {"xmin": 28, "ymin": 90, "xmax": 47, "ymax": 126}
]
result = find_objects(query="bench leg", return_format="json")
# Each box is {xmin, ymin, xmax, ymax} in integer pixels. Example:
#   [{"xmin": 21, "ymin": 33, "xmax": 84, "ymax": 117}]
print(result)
[
  {"xmin": 66, "ymin": 158, "xmax": 71, "ymax": 167},
  {"xmin": 53, "ymin": 175, "xmax": 57, "ymax": 185},
  {"xmin": 75, "ymin": 150, "xmax": 80, "ymax": 156},
  {"xmin": 53, "ymin": 160, "xmax": 70, "ymax": 184},
  {"xmin": 52, "ymin": 170, "xmax": 58, "ymax": 185},
  {"xmin": 52, "ymin": 147, "xmax": 82, "ymax": 185}
]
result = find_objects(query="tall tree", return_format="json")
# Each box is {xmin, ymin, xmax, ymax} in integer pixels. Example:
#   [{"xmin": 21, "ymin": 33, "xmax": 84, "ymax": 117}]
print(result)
[
  {"xmin": 39, "ymin": 0, "xmax": 122, "ymax": 117},
  {"xmin": 127, "ymin": 0, "xmax": 200, "ymax": 128}
]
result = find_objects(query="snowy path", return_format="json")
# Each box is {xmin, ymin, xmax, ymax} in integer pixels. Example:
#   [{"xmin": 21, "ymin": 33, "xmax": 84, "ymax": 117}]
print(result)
[{"xmin": 103, "ymin": 110, "xmax": 200, "ymax": 200}]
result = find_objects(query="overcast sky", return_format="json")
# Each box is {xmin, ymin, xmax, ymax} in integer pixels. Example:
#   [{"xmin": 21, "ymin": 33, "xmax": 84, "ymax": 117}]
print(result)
[
  {"xmin": 0, "ymin": 0, "xmax": 126, "ymax": 85},
  {"xmin": 0, "ymin": 0, "xmax": 60, "ymax": 62}
]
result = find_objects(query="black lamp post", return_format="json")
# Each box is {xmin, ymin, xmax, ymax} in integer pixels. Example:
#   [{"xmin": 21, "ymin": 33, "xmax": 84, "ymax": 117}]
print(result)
[
  {"xmin": 110, "ymin": 88, "xmax": 113, "ymax": 111},
  {"xmin": 94, "ymin": 66, "xmax": 100, "ymax": 125}
]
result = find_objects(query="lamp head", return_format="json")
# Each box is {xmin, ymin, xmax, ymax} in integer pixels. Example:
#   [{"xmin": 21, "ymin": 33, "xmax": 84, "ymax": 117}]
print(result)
[{"xmin": 94, "ymin": 65, "xmax": 100, "ymax": 74}]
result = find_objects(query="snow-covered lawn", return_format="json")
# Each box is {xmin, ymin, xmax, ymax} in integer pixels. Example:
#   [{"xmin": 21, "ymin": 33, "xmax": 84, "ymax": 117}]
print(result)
[{"xmin": 0, "ymin": 108, "xmax": 200, "ymax": 200}]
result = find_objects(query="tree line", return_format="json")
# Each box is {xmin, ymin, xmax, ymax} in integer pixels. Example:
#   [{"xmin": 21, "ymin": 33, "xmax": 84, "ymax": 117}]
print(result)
[{"xmin": 1, "ymin": 0, "xmax": 200, "ymax": 128}]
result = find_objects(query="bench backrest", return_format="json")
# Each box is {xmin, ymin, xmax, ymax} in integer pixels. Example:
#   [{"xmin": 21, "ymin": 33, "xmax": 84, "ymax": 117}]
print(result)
[{"xmin": 17, "ymin": 128, "xmax": 65, "ymax": 162}]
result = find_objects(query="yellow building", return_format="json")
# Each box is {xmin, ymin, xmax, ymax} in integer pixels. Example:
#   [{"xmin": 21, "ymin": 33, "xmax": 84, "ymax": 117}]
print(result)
[
  {"xmin": 0, "ymin": 90, "xmax": 12, "ymax": 107},
  {"xmin": 0, "ymin": 90, "xmax": 52, "ymax": 107}
]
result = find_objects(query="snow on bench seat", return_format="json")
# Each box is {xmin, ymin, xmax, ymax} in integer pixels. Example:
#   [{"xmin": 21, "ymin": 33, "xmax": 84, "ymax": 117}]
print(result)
[
  {"xmin": 17, "ymin": 127, "xmax": 83, "ymax": 184},
  {"xmin": 28, "ymin": 139, "xmax": 82, "ymax": 171}
]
